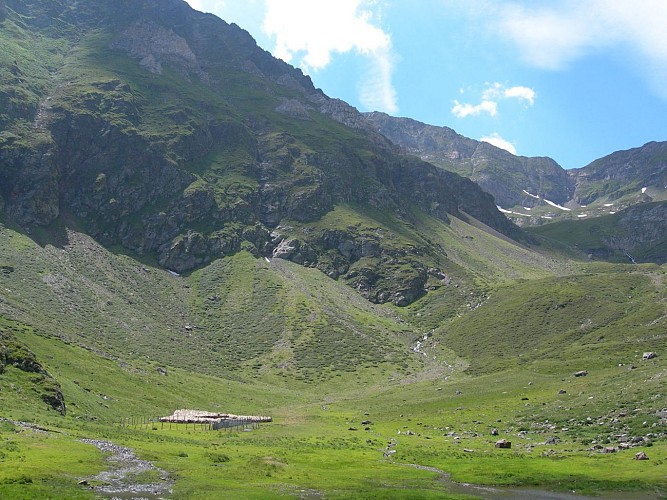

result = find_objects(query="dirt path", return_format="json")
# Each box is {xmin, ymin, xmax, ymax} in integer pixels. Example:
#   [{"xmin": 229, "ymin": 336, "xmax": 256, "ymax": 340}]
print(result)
[{"xmin": 80, "ymin": 439, "xmax": 173, "ymax": 499}]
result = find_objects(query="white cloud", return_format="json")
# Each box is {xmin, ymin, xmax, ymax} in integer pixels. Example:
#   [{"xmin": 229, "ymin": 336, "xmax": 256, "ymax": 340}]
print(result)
[
  {"xmin": 452, "ymin": 82, "xmax": 534, "ymax": 118},
  {"xmin": 483, "ymin": 82, "xmax": 536, "ymax": 105},
  {"xmin": 480, "ymin": 133, "xmax": 517, "ymax": 155},
  {"xmin": 358, "ymin": 46, "xmax": 399, "ymax": 113},
  {"xmin": 451, "ymin": 99, "xmax": 497, "ymax": 118},
  {"xmin": 185, "ymin": 0, "xmax": 226, "ymax": 14},
  {"xmin": 494, "ymin": 0, "xmax": 667, "ymax": 96},
  {"xmin": 263, "ymin": 0, "xmax": 398, "ymax": 113}
]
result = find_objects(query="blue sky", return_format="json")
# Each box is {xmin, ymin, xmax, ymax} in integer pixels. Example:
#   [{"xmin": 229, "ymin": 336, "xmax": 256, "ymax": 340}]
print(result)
[{"xmin": 184, "ymin": 0, "xmax": 667, "ymax": 170}]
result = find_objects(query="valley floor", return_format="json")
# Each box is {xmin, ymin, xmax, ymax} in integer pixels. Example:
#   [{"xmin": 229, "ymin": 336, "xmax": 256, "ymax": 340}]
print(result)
[{"xmin": 0, "ymin": 226, "xmax": 665, "ymax": 498}]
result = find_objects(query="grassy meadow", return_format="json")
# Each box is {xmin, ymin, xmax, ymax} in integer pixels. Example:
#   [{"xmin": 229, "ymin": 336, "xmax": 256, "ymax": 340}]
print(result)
[{"xmin": 1, "ymin": 216, "xmax": 666, "ymax": 498}]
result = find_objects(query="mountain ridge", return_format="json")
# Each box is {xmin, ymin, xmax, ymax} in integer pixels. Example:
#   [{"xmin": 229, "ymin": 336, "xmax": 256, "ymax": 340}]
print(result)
[{"xmin": 361, "ymin": 111, "xmax": 667, "ymax": 216}]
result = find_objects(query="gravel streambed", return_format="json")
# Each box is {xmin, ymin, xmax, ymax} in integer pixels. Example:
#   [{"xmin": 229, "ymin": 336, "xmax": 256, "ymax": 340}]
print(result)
[{"xmin": 80, "ymin": 439, "xmax": 172, "ymax": 499}]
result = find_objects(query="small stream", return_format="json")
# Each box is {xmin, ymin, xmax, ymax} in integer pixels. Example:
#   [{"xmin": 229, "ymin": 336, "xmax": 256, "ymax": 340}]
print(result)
[{"xmin": 80, "ymin": 439, "xmax": 173, "ymax": 499}]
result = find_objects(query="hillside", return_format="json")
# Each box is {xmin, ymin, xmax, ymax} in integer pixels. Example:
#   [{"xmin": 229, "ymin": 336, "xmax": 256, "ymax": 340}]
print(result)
[
  {"xmin": 0, "ymin": 0, "xmax": 666, "ymax": 498},
  {"xmin": 1, "ymin": 220, "xmax": 665, "ymax": 498},
  {"xmin": 528, "ymin": 201, "xmax": 667, "ymax": 264}
]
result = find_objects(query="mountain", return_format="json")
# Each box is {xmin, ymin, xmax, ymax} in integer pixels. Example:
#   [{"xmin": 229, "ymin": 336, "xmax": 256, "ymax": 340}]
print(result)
[
  {"xmin": 0, "ymin": 1, "xmax": 666, "ymax": 498},
  {"xmin": 363, "ymin": 111, "xmax": 569, "ymax": 208},
  {"xmin": 362, "ymin": 112, "xmax": 667, "ymax": 218},
  {"xmin": 0, "ymin": 0, "xmax": 521, "ymax": 307},
  {"xmin": 568, "ymin": 140, "xmax": 667, "ymax": 205}
]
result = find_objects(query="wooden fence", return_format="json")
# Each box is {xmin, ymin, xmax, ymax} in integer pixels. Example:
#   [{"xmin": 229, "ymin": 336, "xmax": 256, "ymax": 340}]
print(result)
[{"xmin": 118, "ymin": 416, "xmax": 263, "ymax": 432}]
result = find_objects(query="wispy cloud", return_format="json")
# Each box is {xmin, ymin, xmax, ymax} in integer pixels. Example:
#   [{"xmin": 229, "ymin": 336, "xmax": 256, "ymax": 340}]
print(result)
[
  {"xmin": 358, "ymin": 46, "xmax": 399, "ymax": 114},
  {"xmin": 480, "ymin": 132, "xmax": 517, "ymax": 155},
  {"xmin": 263, "ymin": 0, "xmax": 398, "ymax": 113},
  {"xmin": 452, "ymin": 82, "xmax": 535, "ymax": 118},
  {"xmin": 494, "ymin": 0, "xmax": 667, "ymax": 97}
]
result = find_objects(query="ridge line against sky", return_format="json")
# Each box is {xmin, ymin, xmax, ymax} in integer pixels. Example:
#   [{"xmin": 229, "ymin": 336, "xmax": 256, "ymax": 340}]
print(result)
[{"xmin": 184, "ymin": 0, "xmax": 667, "ymax": 169}]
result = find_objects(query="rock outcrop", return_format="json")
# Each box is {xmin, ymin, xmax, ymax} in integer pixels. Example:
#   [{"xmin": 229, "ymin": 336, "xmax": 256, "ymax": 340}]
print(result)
[{"xmin": 0, "ymin": 328, "xmax": 66, "ymax": 415}]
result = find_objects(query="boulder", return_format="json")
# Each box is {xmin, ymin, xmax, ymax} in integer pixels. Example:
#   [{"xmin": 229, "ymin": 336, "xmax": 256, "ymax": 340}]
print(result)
[
  {"xmin": 634, "ymin": 451, "xmax": 649, "ymax": 460},
  {"xmin": 574, "ymin": 370, "xmax": 588, "ymax": 377},
  {"xmin": 642, "ymin": 352, "xmax": 657, "ymax": 360},
  {"xmin": 495, "ymin": 439, "xmax": 511, "ymax": 449}
]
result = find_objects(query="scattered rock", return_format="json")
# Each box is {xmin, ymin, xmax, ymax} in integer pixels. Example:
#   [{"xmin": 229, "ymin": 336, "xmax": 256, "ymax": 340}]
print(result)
[
  {"xmin": 0, "ymin": 265, "xmax": 14, "ymax": 275},
  {"xmin": 491, "ymin": 428, "xmax": 499, "ymax": 436},
  {"xmin": 574, "ymin": 370, "xmax": 588, "ymax": 377},
  {"xmin": 642, "ymin": 352, "xmax": 657, "ymax": 360},
  {"xmin": 495, "ymin": 439, "xmax": 512, "ymax": 449},
  {"xmin": 544, "ymin": 436, "xmax": 560, "ymax": 445},
  {"xmin": 156, "ymin": 366, "xmax": 168, "ymax": 376},
  {"xmin": 558, "ymin": 389, "xmax": 567, "ymax": 395},
  {"xmin": 602, "ymin": 446, "xmax": 617, "ymax": 454},
  {"xmin": 634, "ymin": 451, "xmax": 649, "ymax": 460}
]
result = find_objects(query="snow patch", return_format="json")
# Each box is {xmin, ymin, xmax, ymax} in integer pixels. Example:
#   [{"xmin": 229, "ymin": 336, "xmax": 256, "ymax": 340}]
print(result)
[
  {"xmin": 641, "ymin": 187, "xmax": 647, "ymax": 194},
  {"xmin": 523, "ymin": 207, "xmax": 532, "ymax": 211},
  {"xmin": 541, "ymin": 216, "xmax": 553, "ymax": 219},
  {"xmin": 577, "ymin": 214, "xmax": 588, "ymax": 218},
  {"xmin": 523, "ymin": 189, "xmax": 540, "ymax": 199},
  {"xmin": 543, "ymin": 199, "xmax": 571, "ymax": 211},
  {"xmin": 609, "ymin": 211, "xmax": 616, "ymax": 214},
  {"xmin": 264, "ymin": 257, "xmax": 271, "ymax": 263},
  {"xmin": 497, "ymin": 206, "xmax": 531, "ymax": 217}
]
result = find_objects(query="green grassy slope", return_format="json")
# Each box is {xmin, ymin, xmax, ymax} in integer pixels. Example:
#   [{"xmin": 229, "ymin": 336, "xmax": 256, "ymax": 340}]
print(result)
[
  {"xmin": 1, "ymin": 216, "xmax": 666, "ymax": 497},
  {"xmin": 527, "ymin": 201, "xmax": 667, "ymax": 264}
]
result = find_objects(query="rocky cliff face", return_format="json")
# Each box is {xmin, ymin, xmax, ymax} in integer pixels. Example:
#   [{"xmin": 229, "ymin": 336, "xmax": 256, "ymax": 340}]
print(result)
[{"xmin": 0, "ymin": 0, "xmax": 522, "ymax": 306}]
